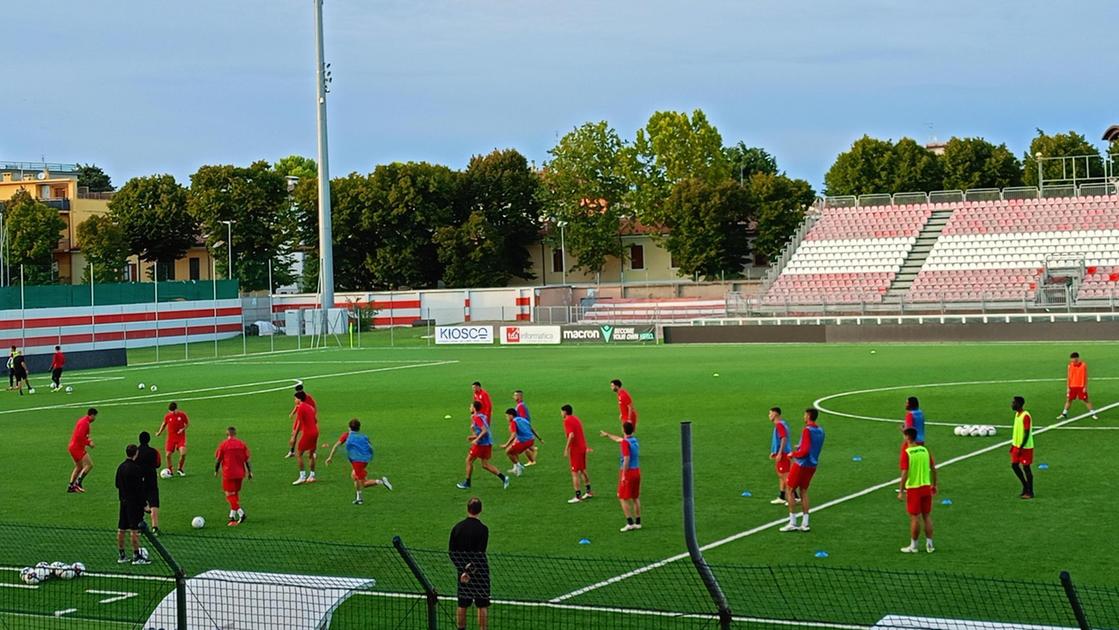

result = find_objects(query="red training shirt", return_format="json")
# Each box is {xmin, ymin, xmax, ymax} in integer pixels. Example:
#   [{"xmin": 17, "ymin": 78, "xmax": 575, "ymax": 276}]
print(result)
[
  {"xmin": 164, "ymin": 411, "xmax": 189, "ymax": 436},
  {"xmin": 617, "ymin": 388, "xmax": 636, "ymax": 421},
  {"xmin": 215, "ymin": 437, "xmax": 250, "ymax": 480},
  {"xmin": 563, "ymin": 415, "xmax": 587, "ymax": 453},
  {"xmin": 474, "ymin": 389, "xmax": 493, "ymax": 420},
  {"xmin": 51, "ymin": 351, "xmax": 65, "ymax": 370},
  {"xmin": 294, "ymin": 402, "xmax": 319, "ymax": 436},
  {"xmin": 69, "ymin": 415, "xmax": 93, "ymax": 450}
]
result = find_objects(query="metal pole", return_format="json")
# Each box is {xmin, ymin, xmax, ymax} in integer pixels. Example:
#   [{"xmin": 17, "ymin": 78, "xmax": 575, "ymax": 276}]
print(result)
[
  {"xmin": 560, "ymin": 222, "xmax": 567, "ymax": 285},
  {"xmin": 1060, "ymin": 572, "xmax": 1091, "ymax": 630},
  {"xmin": 392, "ymin": 536, "xmax": 438, "ymax": 630},
  {"xmin": 268, "ymin": 258, "xmax": 275, "ymax": 353},
  {"xmin": 681, "ymin": 421, "xmax": 733, "ymax": 630},
  {"xmin": 19, "ymin": 265, "xmax": 25, "ymax": 348},
  {"xmin": 313, "ymin": 0, "xmax": 336, "ymax": 321},
  {"xmin": 212, "ymin": 256, "xmax": 218, "ymax": 357},
  {"xmin": 154, "ymin": 275, "xmax": 160, "ymax": 362},
  {"xmin": 89, "ymin": 263, "xmax": 95, "ymax": 349},
  {"xmin": 225, "ymin": 220, "xmax": 234, "ymax": 279}
]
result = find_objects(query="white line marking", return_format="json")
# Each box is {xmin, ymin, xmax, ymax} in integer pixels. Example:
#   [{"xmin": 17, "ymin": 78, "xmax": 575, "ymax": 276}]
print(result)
[
  {"xmin": 86, "ymin": 589, "xmax": 137, "ymax": 604},
  {"xmin": 551, "ymin": 402, "xmax": 1119, "ymax": 603},
  {"xmin": 814, "ymin": 377, "xmax": 1117, "ymax": 429},
  {"xmin": 0, "ymin": 360, "xmax": 459, "ymax": 415},
  {"xmin": 0, "ymin": 582, "xmax": 38, "ymax": 589},
  {"xmin": 53, "ymin": 608, "xmax": 77, "ymax": 617}
]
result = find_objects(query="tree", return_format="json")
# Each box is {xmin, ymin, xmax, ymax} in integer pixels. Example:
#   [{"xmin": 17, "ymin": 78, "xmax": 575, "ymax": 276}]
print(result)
[
  {"xmin": 538, "ymin": 122, "xmax": 629, "ymax": 274},
  {"xmin": 626, "ymin": 109, "xmax": 729, "ymax": 222},
  {"xmin": 273, "ymin": 155, "xmax": 317, "ymax": 181},
  {"xmin": 1023, "ymin": 130, "xmax": 1104, "ymax": 187},
  {"xmin": 109, "ymin": 174, "xmax": 196, "ymax": 280},
  {"xmin": 435, "ymin": 149, "xmax": 540, "ymax": 288},
  {"xmin": 724, "ymin": 142, "xmax": 778, "ymax": 182},
  {"xmin": 823, "ymin": 135, "xmax": 898, "ymax": 196},
  {"xmin": 2, "ymin": 190, "xmax": 67, "ymax": 284},
  {"xmin": 940, "ymin": 137, "xmax": 1023, "ymax": 190},
  {"xmin": 76, "ymin": 214, "xmax": 129, "ymax": 283},
  {"xmin": 188, "ymin": 161, "xmax": 291, "ymax": 291},
  {"xmin": 747, "ymin": 173, "xmax": 816, "ymax": 261},
  {"xmin": 890, "ymin": 138, "xmax": 942, "ymax": 193},
  {"xmin": 661, "ymin": 178, "xmax": 752, "ymax": 280},
  {"xmin": 76, "ymin": 163, "xmax": 114, "ymax": 193}
]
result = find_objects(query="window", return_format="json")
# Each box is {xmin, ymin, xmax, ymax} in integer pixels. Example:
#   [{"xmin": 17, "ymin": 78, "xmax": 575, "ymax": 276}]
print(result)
[
  {"xmin": 159, "ymin": 261, "xmax": 176, "ymax": 281},
  {"xmin": 189, "ymin": 257, "xmax": 201, "ymax": 281},
  {"xmin": 629, "ymin": 244, "xmax": 645, "ymax": 270},
  {"xmin": 552, "ymin": 248, "xmax": 564, "ymax": 273},
  {"xmin": 670, "ymin": 252, "xmax": 678, "ymax": 269},
  {"xmin": 51, "ymin": 185, "xmax": 68, "ymax": 199}
]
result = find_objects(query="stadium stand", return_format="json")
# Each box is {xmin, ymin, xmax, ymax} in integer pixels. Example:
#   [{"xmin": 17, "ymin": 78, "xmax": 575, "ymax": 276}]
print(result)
[
  {"xmin": 760, "ymin": 195, "xmax": 1119, "ymax": 307},
  {"xmin": 579, "ymin": 297, "xmax": 728, "ymax": 321}
]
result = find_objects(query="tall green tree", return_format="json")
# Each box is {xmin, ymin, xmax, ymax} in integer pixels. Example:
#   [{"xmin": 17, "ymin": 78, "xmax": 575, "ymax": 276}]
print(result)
[
  {"xmin": 823, "ymin": 136, "xmax": 898, "ymax": 196},
  {"xmin": 109, "ymin": 174, "xmax": 196, "ymax": 280},
  {"xmin": 273, "ymin": 155, "xmax": 318, "ymax": 181},
  {"xmin": 76, "ymin": 214, "xmax": 129, "ymax": 283},
  {"xmin": 76, "ymin": 163, "xmax": 114, "ymax": 193},
  {"xmin": 661, "ymin": 178, "xmax": 752, "ymax": 280},
  {"xmin": 724, "ymin": 142, "xmax": 778, "ymax": 182},
  {"xmin": 890, "ymin": 138, "xmax": 943, "ymax": 193},
  {"xmin": 435, "ymin": 149, "xmax": 540, "ymax": 288},
  {"xmin": 2, "ymin": 190, "xmax": 67, "ymax": 284},
  {"xmin": 539, "ymin": 122, "xmax": 629, "ymax": 275},
  {"xmin": 188, "ymin": 161, "xmax": 291, "ymax": 291},
  {"xmin": 626, "ymin": 109, "xmax": 729, "ymax": 222},
  {"xmin": 291, "ymin": 173, "xmax": 379, "ymax": 292},
  {"xmin": 940, "ymin": 137, "xmax": 1023, "ymax": 190},
  {"xmin": 1023, "ymin": 130, "xmax": 1104, "ymax": 187},
  {"xmin": 747, "ymin": 173, "xmax": 816, "ymax": 261}
]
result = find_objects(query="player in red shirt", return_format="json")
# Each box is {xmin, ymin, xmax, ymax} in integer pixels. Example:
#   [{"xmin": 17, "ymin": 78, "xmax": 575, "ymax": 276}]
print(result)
[
  {"xmin": 601, "ymin": 422, "xmax": 642, "ymax": 531},
  {"xmin": 287, "ymin": 383, "xmax": 317, "ymax": 458},
  {"xmin": 562, "ymin": 404, "xmax": 593, "ymax": 503},
  {"xmin": 291, "ymin": 391, "xmax": 319, "ymax": 485},
  {"xmin": 610, "ymin": 380, "xmax": 638, "ymax": 430},
  {"xmin": 472, "ymin": 382, "xmax": 493, "ymax": 422},
  {"xmin": 67, "ymin": 408, "xmax": 97, "ymax": 493},
  {"xmin": 214, "ymin": 426, "xmax": 252, "ymax": 526},
  {"xmin": 155, "ymin": 401, "xmax": 189, "ymax": 476},
  {"xmin": 49, "ymin": 345, "xmax": 65, "ymax": 391},
  {"xmin": 457, "ymin": 401, "xmax": 509, "ymax": 490}
]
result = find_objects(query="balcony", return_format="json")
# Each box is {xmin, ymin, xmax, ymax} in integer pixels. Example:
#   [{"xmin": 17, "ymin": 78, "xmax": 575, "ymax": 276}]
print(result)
[{"xmin": 42, "ymin": 199, "xmax": 71, "ymax": 211}]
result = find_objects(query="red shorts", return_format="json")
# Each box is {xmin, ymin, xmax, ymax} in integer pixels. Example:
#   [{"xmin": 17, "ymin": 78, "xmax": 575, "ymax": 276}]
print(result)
[
  {"xmin": 351, "ymin": 461, "xmax": 368, "ymax": 481},
  {"xmin": 508, "ymin": 439, "xmax": 534, "ymax": 456},
  {"xmin": 786, "ymin": 463, "xmax": 816, "ymax": 491},
  {"xmin": 469, "ymin": 444, "xmax": 492, "ymax": 460},
  {"xmin": 1067, "ymin": 387, "xmax": 1089, "ymax": 402},
  {"xmin": 166, "ymin": 436, "xmax": 186, "ymax": 452},
  {"xmin": 1010, "ymin": 446, "xmax": 1034, "ymax": 465},
  {"xmin": 618, "ymin": 469, "xmax": 641, "ymax": 499},
  {"xmin": 297, "ymin": 432, "xmax": 319, "ymax": 453},
  {"xmin": 68, "ymin": 446, "xmax": 87, "ymax": 463},
  {"xmin": 222, "ymin": 477, "xmax": 244, "ymax": 493},
  {"xmin": 568, "ymin": 449, "xmax": 587, "ymax": 472},
  {"xmin": 905, "ymin": 486, "xmax": 933, "ymax": 515},
  {"xmin": 775, "ymin": 456, "xmax": 790, "ymax": 475},
  {"xmin": 622, "ymin": 413, "xmax": 638, "ymax": 430}
]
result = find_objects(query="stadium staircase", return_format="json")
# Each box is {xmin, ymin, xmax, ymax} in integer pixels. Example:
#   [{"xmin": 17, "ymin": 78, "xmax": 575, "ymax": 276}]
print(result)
[{"xmin": 883, "ymin": 208, "xmax": 954, "ymax": 300}]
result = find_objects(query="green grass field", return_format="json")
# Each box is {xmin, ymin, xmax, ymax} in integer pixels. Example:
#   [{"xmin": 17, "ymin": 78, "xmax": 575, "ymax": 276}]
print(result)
[{"xmin": 2, "ymin": 339, "xmax": 1117, "ymax": 627}]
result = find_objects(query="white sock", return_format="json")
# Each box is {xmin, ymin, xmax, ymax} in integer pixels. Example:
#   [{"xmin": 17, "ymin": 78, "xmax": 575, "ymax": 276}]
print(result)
[
  {"xmin": 298, "ymin": 471, "xmax": 306, "ymax": 479},
  {"xmin": 237, "ymin": 508, "xmax": 244, "ymax": 517},
  {"xmin": 229, "ymin": 510, "xmax": 236, "ymax": 520},
  {"xmin": 309, "ymin": 471, "xmax": 315, "ymax": 479},
  {"xmin": 910, "ymin": 538, "xmax": 918, "ymax": 547},
  {"xmin": 356, "ymin": 491, "xmax": 363, "ymax": 501},
  {"xmin": 787, "ymin": 514, "xmax": 797, "ymax": 526},
  {"xmin": 926, "ymin": 538, "xmax": 934, "ymax": 546},
  {"xmin": 802, "ymin": 514, "xmax": 810, "ymax": 527}
]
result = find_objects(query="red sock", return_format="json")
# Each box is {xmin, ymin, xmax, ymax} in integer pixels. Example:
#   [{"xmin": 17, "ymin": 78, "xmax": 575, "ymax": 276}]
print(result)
[{"xmin": 226, "ymin": 494, "xmax": 240, "ymax": 511}]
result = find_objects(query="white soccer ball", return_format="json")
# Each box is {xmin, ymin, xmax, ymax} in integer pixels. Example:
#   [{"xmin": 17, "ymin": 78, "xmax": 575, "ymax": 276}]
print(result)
[
  {"xmin": 968, "ymin": 426, "xmax": 983, "ymax": 437},
  {"xmin": 59, "ymin": 567, "xmax": 76, "ymax": 580},
  {"xmin": 27, "ymin": 388, "xmax": 35, "ymax": 395},
  {"xmin": 160, "ymin": 468, "xmax": 173, "ymax": 479},
  {"xmin": 150, "ymin": 385, "xmax": 158, "ymax": 392},
  {"xmin": 20, "ymin": 568, "xmax": 40, "ymax": 585},
  {"xmin": 138, "ymin": 383, "xmax": 146, "ymax": 390},
  {"xmin": 33, "ymin": 567, "xmax": 51, "ymax": 581},
  {"xmin": 953, "ymin": 426, "xmax": 965, "ymax": 436},
  {"xmin": 191, "ymin": 516, "xmax": 205, "ymax": 529},
  {"xmin": 65, "ymin": 386, "xmax": 73, "ymax": 393},
  {"xmin": 986, "ymin": 426, "xmax": 997, "ymax": 437},
  {"xmin": 49, "ymin": 561, "xmax": 66, "ymax": 577},
  {"xmin": 70, "ymin": 562, "xmax": 85, "ymax": 576}
]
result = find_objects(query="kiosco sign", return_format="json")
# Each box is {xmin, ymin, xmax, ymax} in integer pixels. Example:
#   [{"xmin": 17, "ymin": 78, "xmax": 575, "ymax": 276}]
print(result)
[
  {"xmin": 499, "ymin": 325, "xmax": 562, "ymax": 345},
  {"xmin": 561, "ymin": 325, "xmax": 656, "ymax": 344},
  {"xmin": 435, "ymin": 325, "xmax": 494, "ymax": 345}
]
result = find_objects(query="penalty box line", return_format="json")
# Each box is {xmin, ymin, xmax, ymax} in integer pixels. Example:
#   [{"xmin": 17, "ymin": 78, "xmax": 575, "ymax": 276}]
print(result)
[{"xmin": 550, "ymin": 401, "xmax": 1119, "ymax": 604}]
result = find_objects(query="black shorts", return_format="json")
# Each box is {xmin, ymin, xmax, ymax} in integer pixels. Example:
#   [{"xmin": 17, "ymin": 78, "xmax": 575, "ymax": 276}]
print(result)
[
  {"xmin": 51, "ymin": 368, "xmax": 63, "ymax": 382},
  {"xmin": 456, "ymin": 573, "xmax": 490, "ymax": 608},
  {"xmin": 13, "ymin": 368, "xmax": 27, "ymax": 381},
  {"xmin": 118, "ymin": 502, "xmax": 145, "ymax": 531},
  {"xmin": 145, "ymin": 484, "xmax": 160, "ymax": 509}
]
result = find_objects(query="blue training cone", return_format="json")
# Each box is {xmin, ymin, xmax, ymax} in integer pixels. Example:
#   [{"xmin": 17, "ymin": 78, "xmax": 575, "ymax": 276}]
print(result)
[
  {"xmin": 578, "ymin": 538, "xmax": 591, "ymax": 545},
  {"xmin": 740, "ymin": 490, "xmax": 752, "ymax": 497},
  {"xmin": 940, "ymin": 498, "xmax": 953, "ymax": 506},
  {"xmin": 1038, "ymin": 463, "xmax": 1050, "ymax": 470},
  {"xmin": 851, "ymin": 455, "xmax": 863, "ymax": 462},
  {"xmin": 814, "ymin": 551, "xmax": 829, "ymax": 559}
]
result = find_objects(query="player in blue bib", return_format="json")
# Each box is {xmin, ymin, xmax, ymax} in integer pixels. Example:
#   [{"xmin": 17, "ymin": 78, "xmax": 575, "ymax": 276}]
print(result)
[
  {"xmin": 502, "ymin": 407, "xmax": 543, "ymax": 476},
  {"xmin": 326, "ymin": 418, "xmax": 392, "ymax": 505}
]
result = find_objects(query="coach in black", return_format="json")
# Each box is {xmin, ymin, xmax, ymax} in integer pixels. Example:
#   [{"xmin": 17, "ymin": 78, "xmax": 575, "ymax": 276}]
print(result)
[
  {"xmin": 114, "ymin": 445, "xmax": 150, "ymax": 565},
  {"xmin": 136, "ymin": 432, "xmax": 162, "ymax": 535},
  {"xmin": 450, "ymin": 497, "xmax": 490, "ymax": 630}
]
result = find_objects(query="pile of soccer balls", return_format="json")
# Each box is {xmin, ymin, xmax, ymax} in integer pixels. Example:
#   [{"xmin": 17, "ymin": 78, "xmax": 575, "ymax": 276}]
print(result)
[
  {"xmin": 18, "ymin": 561, "xmax": 86, "ymax": 585},
  {"xmin": 954, "ymin": 424, "xmax": 997, "ymax": 437},
  {"xmin": 138, "ymin": 383, "xmax": 158, "ymax": 392}
]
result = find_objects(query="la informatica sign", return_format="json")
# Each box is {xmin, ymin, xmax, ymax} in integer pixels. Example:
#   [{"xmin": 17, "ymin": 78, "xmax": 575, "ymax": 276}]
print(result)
[
  {"xmin": 499, "ymin": 325, "xmax": 562, "ymax": 345},
  {"xmin": 561, "ymin": 325, "xmax": 656, "ymax": 344}
]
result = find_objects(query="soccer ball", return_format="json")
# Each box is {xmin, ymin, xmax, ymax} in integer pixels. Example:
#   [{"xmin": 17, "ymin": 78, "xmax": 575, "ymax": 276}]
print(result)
[
  {"xmin": 191, "ymin": 516, "xmax": 205, "ymax": 529},
  {"xmin": 968, "ymin": 426, "xmax": 983, "ymax": 437},
  {"xmin": 58, "ymin": 566, "xmax": 76, "ymax": 580},
  {"xmin": 27, "ymin": 388, "xmax": 35, "ymax": 395},
  {"xmin": 986, "ymin": 426, "xmax": 997, "ymax": 437},
  {"xmin": 138, "ymin": 383, "xmax": 146, "ymax": 390},
  {"xmin": 33, "ymin": 567, "xmax": 51, "ymax": 582},
  {"xmin": 70, "ymin": 562, "xmax": 85, "ymax": 577},
  {"xmin": 150, "ymin": 385, "xmax": 158, "ymax": 392},
  {"xmin": 160, "ymin": 468, "xmax": 173, "ymax": 479},
  {"xmin": 953, "ymin": 426, "xmax": 965, "ymax": 436},
  {"xmin": 49, "ymin": 561, "xmax": 67, "ymax": 577},
  {"xmin": 64, "ymin": 386, "xmax": 73, "ymax": 394},
  {"xmin": 20, "ymin": 568, "xmax": 40, "ymax": 585}
]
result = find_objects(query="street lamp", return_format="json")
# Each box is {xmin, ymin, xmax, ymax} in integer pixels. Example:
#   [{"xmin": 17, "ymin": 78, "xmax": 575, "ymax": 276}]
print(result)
[{"xmin": 220, "ymin": 220, "xmax": 236, "ymax": 280}]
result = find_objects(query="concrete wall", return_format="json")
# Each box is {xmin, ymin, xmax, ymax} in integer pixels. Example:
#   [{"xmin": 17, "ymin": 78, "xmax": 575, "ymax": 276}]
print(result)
[{"xmin": 663, "ymin": 321, "xmax": 1119, "ymax": 344}]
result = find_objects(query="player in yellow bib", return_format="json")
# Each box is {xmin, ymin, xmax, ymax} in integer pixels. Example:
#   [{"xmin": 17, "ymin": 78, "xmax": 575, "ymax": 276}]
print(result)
[
  {"xmin": 1010, "ymin": 396, "xmax": 1034, "ymax": 499},
  {"xmin": 898, "ymin": 427, "xmax": 937, "ymax": 553}
]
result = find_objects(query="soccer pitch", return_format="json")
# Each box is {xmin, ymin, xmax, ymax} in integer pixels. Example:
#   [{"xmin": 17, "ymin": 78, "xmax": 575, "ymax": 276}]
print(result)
[{"xmin": 2, "ymin": 338, "xmax": 1117, "ymax": 625}]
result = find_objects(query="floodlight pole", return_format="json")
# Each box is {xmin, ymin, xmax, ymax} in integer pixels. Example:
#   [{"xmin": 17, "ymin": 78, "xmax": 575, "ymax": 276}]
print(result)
[{"xmin": 313, "ymin": 0, "xmax": 336, "ymax": 318}]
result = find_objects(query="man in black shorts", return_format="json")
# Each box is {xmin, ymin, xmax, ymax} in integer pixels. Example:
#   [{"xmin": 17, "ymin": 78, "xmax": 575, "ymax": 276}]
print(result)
[
  {"xmin": 136, "ymin": 432, "xmax": 162, "ymax": 535},
  {"xmin": 10, "ymin": 348, "xmax": 28, "ymax": 395},
  {"xmin": 114, "ymin": 444, "xmax": 150, "ymax": 565},
  {"xmin": 449, "ymin": 497, "xmax": 490, "ymax": 630}
]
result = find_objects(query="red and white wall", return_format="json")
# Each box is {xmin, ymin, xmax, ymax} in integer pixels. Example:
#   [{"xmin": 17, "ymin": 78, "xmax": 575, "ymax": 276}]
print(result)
[
  {"xmin": 0, "ymin": 299, "xmax": 243, "ymax": 354},
  {"xmin": 270, "ymin": 287, "xmax": 535, "ymax": 328}
]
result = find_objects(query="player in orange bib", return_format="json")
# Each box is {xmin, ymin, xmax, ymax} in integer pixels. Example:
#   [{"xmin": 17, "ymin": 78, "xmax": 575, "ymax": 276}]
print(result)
[{"xmin": 1058, "ymin": 352, "xmax": 1099, "ymax": 420}]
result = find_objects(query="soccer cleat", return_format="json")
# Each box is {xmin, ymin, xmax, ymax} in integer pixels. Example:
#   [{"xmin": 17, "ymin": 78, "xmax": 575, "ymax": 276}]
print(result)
[
  {"xmin": 631, "ymin": 523, "xmax": 642, "ymax": 530},
  {"xmin": 502, "ymin": 476, "xmax": 510, "ymax": 490},
  {"xmin": 1092, "ymin": 414, "xmax": 1100, "ymax": 420},
  {"xmin": 150, "ymin": 527, "xmax": 161, "ymax": 536},
  {"xmin": 177, "ymin": 470, "xmax": 186, "ymax": 477},
  {"xmin": 353, "ymin": 499, "xmax": 364, "ymax": 505},
  {"xmin": 227, "ymin": 519, "xmax": 239, "ymax": 527},
  {"xmin": 769, "ymin": 497, "xmax": 787, "ymax": 505},
  {"xmin": 1056, "ymin": 413, "xmax": 1067, "ymax": 420},
  {"xmin": 619, "ymin": 524, "xmax": 634, "ymax": 532},
  {"xmin": 74, "ymin": 485, "xmax": 86, "ymax": 494},
  {"xmin": 117, "ymin": 554, "xmax": 129, "ymax": 564},
  {"xmin": 778, "ymin": 523, "xmax": 800, "ymax": 532},
  {"xmin": 900, "ymin": 545, "xmax": 919, "ymax": 554},
  {"xmin": 524, "ymin": 460, "xmax": 536, "ymax": 467},
  {"xmin": 292, "ymin": 477, "xmax": 306, "ymax": 486},
  {"xmin": 67, "ymin": 484, "xmax": 77, "ymax": 493},
  {"xmin": 237, "ymin": 511, "xmax": 246, "ymax": 524},
  {"xmin": 798, "ymin": 524, "xmax": 811, "ymax": 532},
  {"xmin": 380, "ymin": 477, "xmax": 393, "ymax": 491},
  {"xmin": 584, "ymin": 491, "xmax": 594, "ymax": 499},
  {"xmin": 284, "ymin": 451, "xmax": 295, "ymax": 458},
  {"xmin": 132, "ymin": 556, "xmax": 151, "ymax": 565},
  {"xmin": 507, "ymin": 466, "xmax": 520, "ymax": 476},
  {"xmin": 926, "ymin": 542, "xmax": 935, "ymax": 553},
  {"xmin": 567, "ymin": 496, "xmax": 582, "ymax": 504},
  {"xmin": 305, "ymin": 477, "xmax": 317, "ymax": 484},
  {"xmin": 456, "ymin": 481, "xmax": 471, "ymax": 490}
]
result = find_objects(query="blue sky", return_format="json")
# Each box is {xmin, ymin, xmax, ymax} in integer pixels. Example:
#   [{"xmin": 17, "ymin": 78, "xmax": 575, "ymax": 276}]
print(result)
[{"xmin": 3, "ymin": 0, "xmax": 1116, "ymax": 191}]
